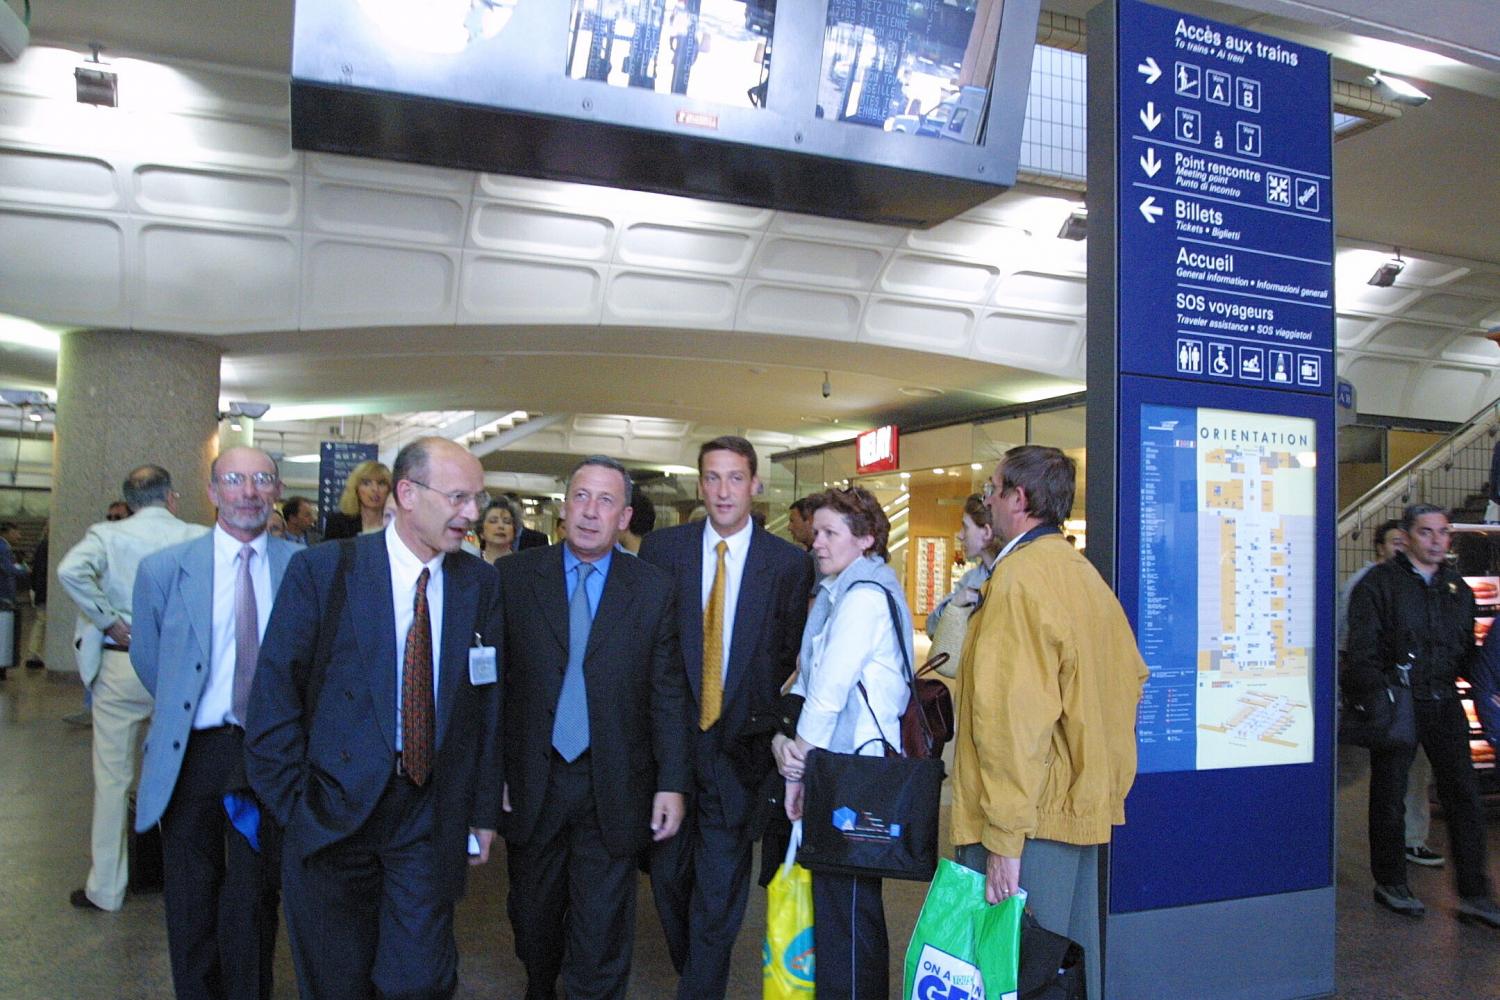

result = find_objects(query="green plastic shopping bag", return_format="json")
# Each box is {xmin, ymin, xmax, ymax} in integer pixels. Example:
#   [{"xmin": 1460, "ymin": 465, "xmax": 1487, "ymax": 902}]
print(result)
[
  {"xmin": 903, "ymin": 858, "xmax": 1026, "ymax": 1000},
  {"xmin": 764, "ymin": 820, "xmax": 815, "ymax": 999}
]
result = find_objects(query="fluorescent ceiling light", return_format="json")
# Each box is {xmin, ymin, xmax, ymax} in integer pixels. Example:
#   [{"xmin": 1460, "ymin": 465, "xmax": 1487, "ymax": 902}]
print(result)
[
  {"xmin": 660, "ymin": 465, "xmax": 698, "ymax": 476},
  {"xmin": 285, "ymin": 453, "xmax": 321, "ymax": 463},
  {"xmin": 0, "ymin": 315, "xmax": 62, "ymax": 352},
  {"xmin": 1368, "ymin": 72, "xmax": 1430, "ymax": 107}
]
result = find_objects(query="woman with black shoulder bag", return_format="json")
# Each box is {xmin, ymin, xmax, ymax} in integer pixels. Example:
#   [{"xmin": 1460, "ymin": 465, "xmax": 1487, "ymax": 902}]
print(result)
[{"xmin": 771, "ymin": 486, "xmax": 913, "ymax": 1000}]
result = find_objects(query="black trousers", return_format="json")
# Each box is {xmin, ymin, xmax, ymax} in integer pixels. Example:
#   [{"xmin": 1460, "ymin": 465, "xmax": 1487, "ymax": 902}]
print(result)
[
  {"xmin": 650, "ymin": 736, "xmax": 755, "ymax": 1000},
  {"xmin": 159, "ymin": 726, "xmax": 280, "ymax": 1000},
  {"xmin": 506, "ymin": 752, "xmax": 637, "ymax": 1000},
  {"xmin": 810, "ymin": 870, "xmax": 888, "ymax": 1000},
  {"xmin": 1369, "ymin": 696, "xmax": 1491, "ymax": 897},
  {"xmin": 282, "ymin": 770, "xmax": 456, "ymax": 1000}
]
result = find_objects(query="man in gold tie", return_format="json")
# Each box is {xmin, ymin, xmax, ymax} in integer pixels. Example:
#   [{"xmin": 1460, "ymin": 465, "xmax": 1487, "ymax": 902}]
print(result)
[{"xmin": 640, "ymin": 436, "xmax": 814, "ymax": 999}]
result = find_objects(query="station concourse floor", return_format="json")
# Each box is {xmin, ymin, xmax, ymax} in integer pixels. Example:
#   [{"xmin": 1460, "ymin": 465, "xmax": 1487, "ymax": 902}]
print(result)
[{"xmin": 3, "ymin": 666, "xmax": 1500, "ymax": 1000}]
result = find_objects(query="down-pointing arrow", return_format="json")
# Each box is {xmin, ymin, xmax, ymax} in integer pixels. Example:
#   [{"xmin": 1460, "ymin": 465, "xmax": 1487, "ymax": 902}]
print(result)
[
  {"xmin": 1139, "ymin": 196, "xmax": 1164, "ymax": 223},
  {"xmin": 1138, "ymin": 56, "xmax": 1162, "ymax": 84},
  {"xmin": 1140, "ymin": 147, "xmax": 1162, "ymax": 177},
  {"xmin": 1139, "ymin": 101, "xmax": 1162, "ymax": 132}
]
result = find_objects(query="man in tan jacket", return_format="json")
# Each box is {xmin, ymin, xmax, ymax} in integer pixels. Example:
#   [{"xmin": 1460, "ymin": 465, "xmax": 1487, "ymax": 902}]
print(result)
[{"xmin": 952, "ymin": 445, "xmax": 1148, "ymax": 1000}]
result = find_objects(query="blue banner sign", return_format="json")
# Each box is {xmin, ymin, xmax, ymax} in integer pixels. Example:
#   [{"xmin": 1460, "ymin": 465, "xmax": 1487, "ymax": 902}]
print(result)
[{"xmin": 1116, "ymin": 0, "xmax": 1333, "ymax": 394}]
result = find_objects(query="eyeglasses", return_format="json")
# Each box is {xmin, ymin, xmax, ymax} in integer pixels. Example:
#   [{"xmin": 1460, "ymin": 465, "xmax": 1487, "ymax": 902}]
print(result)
[
  {"xmin": 409, "ymin": 480, "xmax": 484, "ymax": 511},
  {"xmin": 213, "ymin": 472, "xmax": 279, "ymax": 489},
  {"xmin": 982, "ymin": 480, "xmax": 1008, "ymax": 500}
]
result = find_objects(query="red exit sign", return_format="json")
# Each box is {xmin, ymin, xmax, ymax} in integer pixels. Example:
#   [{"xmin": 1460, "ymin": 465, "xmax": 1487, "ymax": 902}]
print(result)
[{"xmin": 856, "ymin": 425, "xmax": 900, "ymax": 474}]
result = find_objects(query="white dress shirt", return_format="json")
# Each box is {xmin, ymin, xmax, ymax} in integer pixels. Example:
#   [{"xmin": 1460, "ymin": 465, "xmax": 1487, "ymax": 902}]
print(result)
[
  {"xmin": 197, "ymin": 525, "xmax": 272, "ymax": 729},
  {"xmin": 701, "ymin": 520, "xmax": 752, "ymax": 681},
  {"xmin": 387, "ymin": 524, "xmax": 445, "ymax": 752}
]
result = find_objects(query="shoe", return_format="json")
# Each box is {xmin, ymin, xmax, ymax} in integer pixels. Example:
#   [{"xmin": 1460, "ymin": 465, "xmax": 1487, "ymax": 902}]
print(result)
[
  {"xmin": 1458, "ymin": 896, "xmax": 1500, "ymax": 928},
  {"xmin": 1374, "ymin": 883, "xmax": 1426, "ymax": 917},
  {"xmin": 24, "ymin": 658, "xmax": 42, "ymax": 669},
  {"xmin": 1405, "ymin": 845, "xmax": 1445, "ymax": 867},
  {"xmin": 69, "ymin": 889, "xmax": 104, "ymax": 912}
]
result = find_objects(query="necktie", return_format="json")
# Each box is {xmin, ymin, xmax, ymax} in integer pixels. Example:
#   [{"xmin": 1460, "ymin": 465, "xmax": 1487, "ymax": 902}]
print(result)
[
  {"xmin": 701, "ymin": 540, "xmax": 728, "ymax": 731},
  {"xmin": 552, "ymin": 562, "xmax": 595, "ymax": 762},
  {"xmin": 401, "ymin": 567, "xmax": 434, "ymax": 786},
  {"xmin": 230, "ymin": 544, "xmax": 258, "ymax": 725}
]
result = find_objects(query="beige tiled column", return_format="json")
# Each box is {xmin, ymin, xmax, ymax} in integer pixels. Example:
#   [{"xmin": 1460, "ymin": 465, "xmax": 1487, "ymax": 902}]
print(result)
[{"xmin": 44, "ymin": 330, "xmax": 221, "ymax": 676}]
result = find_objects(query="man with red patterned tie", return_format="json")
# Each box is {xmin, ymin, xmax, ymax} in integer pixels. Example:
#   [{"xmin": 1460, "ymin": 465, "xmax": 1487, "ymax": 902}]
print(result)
[{"xmin": 247, "ymin": 437, "xmax": 504, "ymax": 999}]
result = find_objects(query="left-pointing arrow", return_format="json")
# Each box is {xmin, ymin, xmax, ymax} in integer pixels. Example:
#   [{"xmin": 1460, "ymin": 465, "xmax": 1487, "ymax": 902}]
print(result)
[
  {"xmin": 1140, "ymin": 147, "xmax": 1162, "ymax": 177},
  {"xmin": 1139, "ymin": 196, "xmax": 1164, "ymax": 223}
]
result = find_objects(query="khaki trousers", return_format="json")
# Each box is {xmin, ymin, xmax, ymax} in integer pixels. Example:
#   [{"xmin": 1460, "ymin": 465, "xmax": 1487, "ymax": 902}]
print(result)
[{"xmin": 85, "ymin": 649, "xmax": 152, "ymax": 910}]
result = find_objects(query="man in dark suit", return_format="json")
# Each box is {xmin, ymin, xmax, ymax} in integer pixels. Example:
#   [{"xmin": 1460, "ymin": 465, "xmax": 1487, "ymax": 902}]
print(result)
[
  {"xmin": 131, "ymin": 446, "xmax": 298, "ymax": 1000},
  {"xmin": 506, "ymin": 492, "xmax": 550, "ymax": 550},
  {"xmin": 498, "ymin": 455, "xmax": 689, "ymax": 1000},
  {"xmin": 246, "ymin": 437, "xmax": 503, "ymax": 1000},
  {"xmin": 640, "ymin": 436, "xmax": 812, "ymax": 998}
]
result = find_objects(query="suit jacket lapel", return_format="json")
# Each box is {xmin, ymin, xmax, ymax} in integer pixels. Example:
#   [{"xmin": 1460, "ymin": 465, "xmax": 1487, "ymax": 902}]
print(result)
[
  {"xmin": 267, "ymin": 537, "xmax": 293, "ymax": 593},
  {"xmin": 585, "ymin": 552, "xmax": 636, "ymax": 665},
  {"xmin": 435, "ymin": 554, "xmax": 475, "ymax": 749},
  {"xmin": 723, "ymin": 526, "xmax": 772, "ymax": 708},
  {"xmin": 177, "ymin": 534, "xmax": 215, "ymax": 669},
  {"xmin": 352, "ymin": 535, "xmax": 399, "ymax": 752},
  {"xmin": 533, "ymin": 545, "xmax": 570, "ymax": 666},
  {"xmin": 682, "ymin": 524, "xmax": 706, "ymax": 706}
]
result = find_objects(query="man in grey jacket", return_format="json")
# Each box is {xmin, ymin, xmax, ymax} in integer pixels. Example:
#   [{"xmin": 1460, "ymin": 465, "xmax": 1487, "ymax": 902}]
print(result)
[{"xmin": 57, "ymin": 464, "xmax": 207, "ymax": 911}]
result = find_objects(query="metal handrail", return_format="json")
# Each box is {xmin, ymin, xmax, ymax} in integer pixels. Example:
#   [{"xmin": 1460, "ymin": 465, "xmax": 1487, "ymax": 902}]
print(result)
[{"xmin": 1338, "ymin": 397, "xmax": 1500, "ymax": 536}]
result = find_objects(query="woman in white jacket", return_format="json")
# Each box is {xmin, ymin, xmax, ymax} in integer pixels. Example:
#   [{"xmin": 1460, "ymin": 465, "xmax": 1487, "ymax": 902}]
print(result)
[{"xmin": 773, "ymin": 486, "xmax": 914, "ymax": 1000}]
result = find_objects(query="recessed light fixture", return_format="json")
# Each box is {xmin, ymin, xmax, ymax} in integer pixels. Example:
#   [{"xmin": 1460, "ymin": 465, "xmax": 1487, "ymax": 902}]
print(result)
[
  {"xmin": 1057, "ymin": 207, "xmax": 1088, "ymax": 241},
  {"xmin": 970, "ymin": 462, "xmax": 983, "ymax": 471},
  {"xmin": 1368, "ymin": 249, "xmax": 1405, "ymax": 287},
  {"xmin": 933, "ymin": 468, "xmax": 945, "ymax": 475},
  {"xmin": 899, "ymin": 472, "xmax": 911, "ymax": 479},
  {"xmin": 898, "ymin": 385, "xmax": 945, "ymax": 398}
]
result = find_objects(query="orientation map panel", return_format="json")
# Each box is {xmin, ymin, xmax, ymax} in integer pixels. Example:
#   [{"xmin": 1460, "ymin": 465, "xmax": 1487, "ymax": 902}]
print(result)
[
  {"xmin": 1136, "ymin": 404, "xmax": 1317, "ymax": 772},
  {"xmin": 1117, "ymin": 0, "xmax": 1332, "ymax": 394}
]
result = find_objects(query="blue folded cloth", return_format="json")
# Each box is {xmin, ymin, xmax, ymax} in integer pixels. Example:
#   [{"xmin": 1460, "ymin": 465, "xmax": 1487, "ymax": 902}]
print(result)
[{"xmin": 223, "ymin": 792, "xmax": 262, "ymax": 852}]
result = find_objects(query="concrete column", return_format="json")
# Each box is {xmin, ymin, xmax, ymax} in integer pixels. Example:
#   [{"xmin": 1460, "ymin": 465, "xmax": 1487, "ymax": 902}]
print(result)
[{"xmin": 44, "ymin": 330, "xmax": 221, "ymax": 676}]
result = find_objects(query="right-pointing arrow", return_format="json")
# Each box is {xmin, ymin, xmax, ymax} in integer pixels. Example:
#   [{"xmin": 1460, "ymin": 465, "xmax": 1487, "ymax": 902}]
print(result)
[
  {"xmin": 1140, "ymin": 147, "xmax": 1162, "ymax": 177},
  {"xmin": 1138, "ymin": 56, "xmax": 1162, "ymax": 84},
  {"xmin": 1139, "ymin": 196, "xmax": 1163, "ymax": 223},
  {"xmin": 1139, "ymin": 101, "xmax": 1162, "ymax": 132}
]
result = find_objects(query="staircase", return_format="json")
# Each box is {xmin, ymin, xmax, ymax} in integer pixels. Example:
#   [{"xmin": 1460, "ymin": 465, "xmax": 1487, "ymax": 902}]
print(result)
[{"xmin": 1338, "ymin": 398, "xmax": 1500, "ymax": 580}]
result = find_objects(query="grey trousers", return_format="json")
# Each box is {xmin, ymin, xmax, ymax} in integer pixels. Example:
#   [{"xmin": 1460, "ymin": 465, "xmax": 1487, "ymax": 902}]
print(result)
[{"xmin": 956, "ymin": 839, "xmax": 1101, "ymax": 1000}]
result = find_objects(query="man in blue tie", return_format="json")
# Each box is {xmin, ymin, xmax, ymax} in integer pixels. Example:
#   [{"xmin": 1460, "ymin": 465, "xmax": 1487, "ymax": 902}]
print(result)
[
  {"xmin": 496, "ymin": 455, "xmax": 690, "ymax": 1000},
  {"xmin": 131, "ymin": 446, "xmax": 297, "ymax": 1000}
]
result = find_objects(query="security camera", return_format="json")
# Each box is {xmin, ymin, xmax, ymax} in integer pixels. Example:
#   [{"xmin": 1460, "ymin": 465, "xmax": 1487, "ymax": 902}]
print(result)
[{"xmin": 821, "ymin": 372, "xmax": 832, "ymax": 399}]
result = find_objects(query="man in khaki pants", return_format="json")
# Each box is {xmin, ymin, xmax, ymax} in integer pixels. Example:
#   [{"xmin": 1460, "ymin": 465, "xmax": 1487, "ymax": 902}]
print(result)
[{"xmin": 57, "ymin": 465, "xmax": 207, "ymax": 911}]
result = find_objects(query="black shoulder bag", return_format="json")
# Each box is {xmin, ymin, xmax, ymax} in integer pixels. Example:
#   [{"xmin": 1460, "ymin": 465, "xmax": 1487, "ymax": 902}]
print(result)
[{"xmin": 796, "ymin": 583, "xmax": 946, "ymax": 882}]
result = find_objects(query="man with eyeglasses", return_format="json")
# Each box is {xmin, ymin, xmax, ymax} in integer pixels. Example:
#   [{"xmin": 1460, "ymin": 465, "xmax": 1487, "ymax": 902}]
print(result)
[
  {"xmin": 247, "ymin": 436, "xmax": 504, "ymax": 999},
  {"xmin": 130, "ymin": 446, "xmax": 297, "ymax": 999},
  {"xmin": 58, "ymin": 464, "xmax": 208, "ymax": 912}
]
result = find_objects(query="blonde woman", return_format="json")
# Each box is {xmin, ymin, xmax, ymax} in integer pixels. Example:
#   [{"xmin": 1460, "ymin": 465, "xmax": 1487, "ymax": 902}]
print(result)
[{"xmin": 322, "ymin": 460, "xmax": 391, "ymax": 539}]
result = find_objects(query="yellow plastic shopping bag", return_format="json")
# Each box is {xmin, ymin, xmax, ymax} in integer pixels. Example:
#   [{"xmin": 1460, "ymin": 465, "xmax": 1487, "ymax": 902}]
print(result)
[{"xmin": 764, "ymin": 820, "xmax": 815, "ymax": 999}]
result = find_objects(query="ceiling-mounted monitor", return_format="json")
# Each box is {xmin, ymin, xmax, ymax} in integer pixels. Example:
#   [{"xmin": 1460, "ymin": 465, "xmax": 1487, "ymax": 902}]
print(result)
[{"xmin": 290, "ymin": 0, "xmax": 1042, "ymax": 228}]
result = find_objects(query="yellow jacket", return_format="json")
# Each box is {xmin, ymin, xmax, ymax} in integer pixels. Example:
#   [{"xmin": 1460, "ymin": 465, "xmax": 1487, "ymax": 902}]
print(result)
[{"xmin": 951, "ymin": 533, "xmax": 1148, "ymax": 857}]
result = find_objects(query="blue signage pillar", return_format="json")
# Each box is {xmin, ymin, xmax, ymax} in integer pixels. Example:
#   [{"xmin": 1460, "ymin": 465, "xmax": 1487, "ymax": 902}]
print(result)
[{"xmin": 1086, "ymin": 1, "xmax": 1337, "ymax": 997}]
